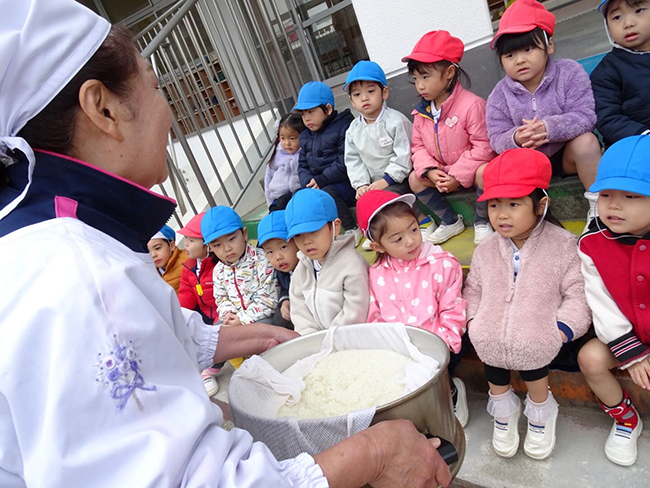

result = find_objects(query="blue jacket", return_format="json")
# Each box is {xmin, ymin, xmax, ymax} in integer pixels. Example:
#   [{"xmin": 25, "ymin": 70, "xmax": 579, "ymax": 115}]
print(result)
[
  {"xmin": 590, "ymin": 48, "xmax": 650, "ymax": 147},
  {"xmin": 298, "ymin": 109, "xmax": 354, "ymax": 189}
]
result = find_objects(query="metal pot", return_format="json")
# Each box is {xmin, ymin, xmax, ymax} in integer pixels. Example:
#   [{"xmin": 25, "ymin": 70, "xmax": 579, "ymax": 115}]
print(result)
[{"xmin": 258, "ymin": 325, "xmax": 466, "ymax": 479}]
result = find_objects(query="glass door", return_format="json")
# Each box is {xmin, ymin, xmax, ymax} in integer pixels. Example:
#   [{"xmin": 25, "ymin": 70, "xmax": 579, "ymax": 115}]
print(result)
[{"xmin": 290, "ymin": 0, "xmax": 369, "ymax": 84}]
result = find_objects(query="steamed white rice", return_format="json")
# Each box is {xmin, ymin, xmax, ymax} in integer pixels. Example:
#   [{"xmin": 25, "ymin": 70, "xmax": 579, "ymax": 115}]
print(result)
[{"xmin": 277, "ymin": 349, "xmax": 414, "ymax": 420}]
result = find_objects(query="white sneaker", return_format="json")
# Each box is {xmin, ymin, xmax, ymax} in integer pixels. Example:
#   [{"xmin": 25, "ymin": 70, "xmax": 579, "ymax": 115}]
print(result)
[
  {"xmin": 420, "ymin": 221, "xmax": 437, "ymax": 240},
  {"xmin": 362, "ymin": 238, "xmax": 372, "ymax": 251},
  {"xmin": 492, "ymin": 406, "xmax": 521, "ymax": 458},
  {"xmin": 345, "ymin": 228, "xmax": 363, "ymax": 247},
  {"xmin": 201, "ymin": 372, "xmax": 219, "ymax": 397},
  {"xmin": 473, "ymin": 222, "xmax": 493, "ymax": 245},
  {"xmin": 427, "ymin": 215, "xmax": 465, "ymax": 245},
  {"xmin": 523, "ymin": 407, "xmax": 558, "ymax": 460},
  {"xmin": 605, "ymin": 415, "xmax": 643, "ymax": 466},
  {"xmin": 452, "ymin": 377, "xmax": 469, "ymax": 428}
]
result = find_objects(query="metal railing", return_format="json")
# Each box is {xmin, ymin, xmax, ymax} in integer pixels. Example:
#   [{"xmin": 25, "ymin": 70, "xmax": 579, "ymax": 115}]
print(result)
[{"xmin": 135, "ymin": 0, "xmax": 301, "ymax": 226}]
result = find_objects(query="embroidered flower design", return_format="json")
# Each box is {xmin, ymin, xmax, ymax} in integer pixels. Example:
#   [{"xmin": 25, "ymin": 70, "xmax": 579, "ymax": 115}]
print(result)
[{"xmin": 95, "ymin": 335, "xmax": 156, "ymax": 411}]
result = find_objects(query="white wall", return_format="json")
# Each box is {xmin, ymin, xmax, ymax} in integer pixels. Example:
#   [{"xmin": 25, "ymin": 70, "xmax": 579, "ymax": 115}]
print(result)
[{"xmin": 351, "ymin": 0, "xmax": 494, "ymax": 78}]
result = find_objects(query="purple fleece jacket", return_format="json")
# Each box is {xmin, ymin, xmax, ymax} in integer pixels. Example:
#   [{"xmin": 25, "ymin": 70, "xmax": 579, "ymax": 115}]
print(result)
[{"xmin": 486, "ymin": 58, "xmax": 597, "ymax": 157}]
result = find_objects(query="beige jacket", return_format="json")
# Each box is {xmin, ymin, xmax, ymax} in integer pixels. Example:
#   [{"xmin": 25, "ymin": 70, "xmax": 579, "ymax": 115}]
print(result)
[{"xmin": 290, "ymin": 234, "xmax": 369, "ymax": 335}]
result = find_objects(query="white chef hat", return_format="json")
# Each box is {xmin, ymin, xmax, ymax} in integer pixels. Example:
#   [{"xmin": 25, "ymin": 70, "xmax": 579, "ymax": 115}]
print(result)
[{"xmin": 0, "ymin": 0, "xmax": 111, "ymax": 221}]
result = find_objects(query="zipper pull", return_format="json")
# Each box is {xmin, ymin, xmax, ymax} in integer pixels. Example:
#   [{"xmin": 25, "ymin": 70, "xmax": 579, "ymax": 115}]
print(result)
[
  {"xmin": 532, "ymin": 95, "xmax": 537, "ymax": 112},
  {"xmin": 196, "ymin": 283, "xmax": 203, "ymax": 296}
]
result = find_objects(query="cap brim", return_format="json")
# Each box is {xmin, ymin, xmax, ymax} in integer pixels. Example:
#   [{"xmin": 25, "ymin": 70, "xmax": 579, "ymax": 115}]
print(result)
[
  {"xmin": 367, "ymin": 194, "xmax": 417, "ymax": 241},
  {"xmin": 177, "ymin": 228, "xmax": 201, "ymax": 239},
  {"xmin": 342, "ymin": 76, "xmax": 386, "ymax": 93},
  {"xmin": 286, "ymin": 220, "xmax": 329, "ymax": 240},
  {"xmin": 401, "ymin": 53, "xmax": 445, "ymax": 63},
  {"xmin": 257, "ymin": 230, "xmax": 289, "ymax": 247},
  {"xmin": 478, "ymin": 184, "xmax": 538, "ymax": 202},
  {"xmin": 490, "ymin": 24, "xmax": 539, "ymax": 49},
  {"xmin": 597, "ymin": 0, "xmax": 608, "ymax": 13},
  {"xmin": 589, "ymin": 177, "xmax": 650, "ymax": 197},
  {"xmin": 203, "ymin": 224, "xmax": 244, "ymax": 245}
]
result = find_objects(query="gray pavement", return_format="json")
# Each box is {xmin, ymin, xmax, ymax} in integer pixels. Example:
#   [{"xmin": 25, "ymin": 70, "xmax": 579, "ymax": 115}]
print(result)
[{"xmin": 456, "ymin": 391, "xmax": 650, "ymax": 488}]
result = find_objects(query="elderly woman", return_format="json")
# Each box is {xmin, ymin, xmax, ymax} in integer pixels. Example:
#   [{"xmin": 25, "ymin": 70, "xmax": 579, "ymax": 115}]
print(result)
[{"xmin": 0, "ymin": 1, "xmax": 450, "ymax": 487}]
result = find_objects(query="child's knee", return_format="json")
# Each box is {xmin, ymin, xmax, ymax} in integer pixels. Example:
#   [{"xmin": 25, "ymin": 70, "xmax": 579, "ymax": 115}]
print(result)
[
  {"xmin": 578, "ymin": 338, "xmax": 613, "ymax": 377},
  {"xmin": 474, "ymin": 163, "xmax": 488, "ymax": 188},
  {"xmin": 570, "ymin": 133, "xmax": 602, "ymax": 160}
]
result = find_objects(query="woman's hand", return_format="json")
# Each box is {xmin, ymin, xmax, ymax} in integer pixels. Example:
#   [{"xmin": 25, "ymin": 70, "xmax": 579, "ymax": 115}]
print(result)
[{"xmin": 314, "ymin": 420, "xmax": 452, "ymax": 488}]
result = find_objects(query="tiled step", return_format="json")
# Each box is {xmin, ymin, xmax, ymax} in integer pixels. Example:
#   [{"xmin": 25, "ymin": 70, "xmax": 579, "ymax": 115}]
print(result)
[{"xmin": 242, "ymin": 176, "xmax": 589, "ymax": 242}]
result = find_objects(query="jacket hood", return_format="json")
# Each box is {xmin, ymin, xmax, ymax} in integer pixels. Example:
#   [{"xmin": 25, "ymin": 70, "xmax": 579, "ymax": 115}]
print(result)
[
  {"xmin": 297, "ymin": 233, "xmax": 356, "ymax": 265},
  {"xmin": 373, "ymin": 241, "xmax": 448, "ymax": 270},
  {"xmin": 411, "ymin": 84, "xmax": 466, "ymax": 119}
]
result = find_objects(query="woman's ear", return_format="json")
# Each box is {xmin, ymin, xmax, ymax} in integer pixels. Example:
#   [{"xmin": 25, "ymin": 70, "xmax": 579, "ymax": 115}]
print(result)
[
  {"xmin": 77, "ymin": 79, "xmax": 128, "ymax": 142},
  {"xmin": 537, "ymin": 196, "xmax": 551, "ymax": 215}
]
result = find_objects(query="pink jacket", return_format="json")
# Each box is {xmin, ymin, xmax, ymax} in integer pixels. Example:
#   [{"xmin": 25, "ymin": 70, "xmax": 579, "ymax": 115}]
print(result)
[
  {"xmin": 411, "ymin": 85, "xmax": 496, "ymax": 188},
  {"xmin": 367, "ymin": 242, "xmax": 466, "ymax": 353},
  {"xmin": 464, "ymin": 222, "xmax": 591, "ymax": 371}
]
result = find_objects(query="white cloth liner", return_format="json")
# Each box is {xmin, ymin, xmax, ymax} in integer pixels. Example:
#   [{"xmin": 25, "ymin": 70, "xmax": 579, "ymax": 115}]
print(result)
[
  {"xmin": 524, "ymin": 391, "xmax": 559, "ymax": 424},
  {"xmin": 229, "ymin": 322, "xmax": 440, "ymax": 460},
  {"xmin": 487, "ymin": 387, "xmax": 521, "ymax": 419}
]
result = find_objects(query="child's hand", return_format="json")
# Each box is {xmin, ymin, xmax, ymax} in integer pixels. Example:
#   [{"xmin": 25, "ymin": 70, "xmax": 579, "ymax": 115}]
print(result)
[
  {"xmin": 436, "ymin": 175, "xmax": 460, "ymax": 194},
  {"xmin": 356, "ymin": 185, "xmax": 370, "ymax": 199},
  {"xmin": 368, "ymin": 179, "xmax": 390, "ymax": 192},
  {"xmin": 559, "ymin": 331, "xmax": 567, "ymax": 343},
  {"xmin": 515, "ymin": 117, "xmax": 549, "ymax": 149},
  {"xmin": 307, "ymin": 178, "xmax": 319, "ymax": 189},
  {"xmin": 281, "ymin": 300, "xmax": 291, "ymax": 321},
  {"xmin": 223, "ymin": 312, "xmax": 242, "ymax": 326},
  {"xmin": 427, "ymin": 169, "xmax": 448, "ymax": 185},
  {"xmin": 627, "ymin": 357, "xmax": 650, "ymax": 390}
]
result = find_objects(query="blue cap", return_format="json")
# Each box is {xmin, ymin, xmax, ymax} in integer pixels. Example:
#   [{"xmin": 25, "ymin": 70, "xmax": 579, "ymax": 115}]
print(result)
[
  {"xmin": 151, "ymin": 224, "xmax": 176, "ymax": 241},
  {"xmin": 257, "ymin": 211, "xmax": 289, "ymax": 246},
  {"xmin": 590, "ymin": 136, "xmax": 650, "ymax": 197},
  {"xmin": 293, "ymin": 81, "xmax": 335, "ymax": 110},
  {"xmin": 201, "ymin": 206, "xmax": 244, "ymax": 245},
  {"xmin": 285, "ymin": 189, "xmax": 338, "ymax": 240},
  {"xmin": 342, "ymin": 61, "xmax": 387, "ymax": 93}
]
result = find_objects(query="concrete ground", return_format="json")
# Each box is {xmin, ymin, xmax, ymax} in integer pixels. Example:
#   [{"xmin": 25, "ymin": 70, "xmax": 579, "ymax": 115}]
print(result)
[{"xmin": 455, "ymin": 391, "xmax": 650, "ymax": 488}]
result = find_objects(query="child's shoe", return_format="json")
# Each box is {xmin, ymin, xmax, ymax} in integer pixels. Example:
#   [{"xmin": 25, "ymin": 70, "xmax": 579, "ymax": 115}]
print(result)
[
  {"xmin": 345, "ymin": 227, "xmax": 363, "ymax": 247},
  {"xmin": 487, "ymin": 387, "xmax": 521, "ymax": 458},
  {"xmin": 419, "ymin": 217, "xmax": 437, "ymax": 241},
  {"xmin": 427, "ymin": 215, "xmax": 464, "ymax": 245},
  {"xmin": 362, "ymin": 238, "xmax": 372, "ymax": 251},
  {"xmin": 452, "ymin": 377, "xmax": 469, "ymax": 428},
  {"xmin": 602, "ymin": 391, "xmax": 643, "ymax": 466},
  {"xmin": 523, "ymin": 391, "xmax": 559, "ymax": 460},
  {"xmin": 201, "ymin": 369, "xmax": 219, "ymax": 397},
  {"xmin": 473, "ymin": 222, "xmax": 493, "ymax": 245}
]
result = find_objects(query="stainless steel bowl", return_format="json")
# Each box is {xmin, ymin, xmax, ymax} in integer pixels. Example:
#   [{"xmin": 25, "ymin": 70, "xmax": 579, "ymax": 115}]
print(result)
[{"xmin": 259, "ymin": 325, "xmax": 466, "ymax": 479}]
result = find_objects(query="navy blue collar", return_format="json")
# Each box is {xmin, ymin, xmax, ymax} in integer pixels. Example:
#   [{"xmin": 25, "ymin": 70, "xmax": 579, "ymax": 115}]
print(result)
[{"xmin": 0, "ymin": 150, "xmax": 176, "ymax": 253}]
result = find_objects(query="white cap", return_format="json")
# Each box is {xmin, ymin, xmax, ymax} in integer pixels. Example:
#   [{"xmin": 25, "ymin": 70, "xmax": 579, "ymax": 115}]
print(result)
[{"xmin": 0, "ymin": 0, "xmax": 111, "ymax": 221}]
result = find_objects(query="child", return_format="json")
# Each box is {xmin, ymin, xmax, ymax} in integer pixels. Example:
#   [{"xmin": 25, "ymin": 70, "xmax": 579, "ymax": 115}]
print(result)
[
  {"xmin": 147, "ymin": 224, "xmax": 188, "ymax": 294},
  {"xmin": 486, "ymin": 0, "xmax": 602, "ymax": 228},
  {"xmin": 464, "ymin": 148, "xmax": 591, "ymax": 460},
  {"xmin": 591, "ymin": 0, "xmax": 650, "ymax": 147},
  {"xmin": 201, "ymin": 205, "xmax": 278, "ymax": 326},
  {"xmin": 294, "ymin": 81, "xmax": 361, "ymax": 246},
  {"xmin": 177, "ymin": 212, "xmax": 220, "ymax": 397},
  {"xmin": 357, "ymin": 189, "xmax": 469, "ymax": 427},
  {"xmin": 578, "ymin": 135, "xmax": 650, "ymax": 467},
  {"xmin": 403, "ymin": 30, "xmax": 497, "ymax": 245},
  {"xmin": 285, "ymin": 188, "xmax": 369, "ymax": 335},
  {"xmin": 257, "ymin": 210, "xmax": 299, "ymax": 329},
  {"xmin": 344, "ymin": 61, "xmax": 413, "ymax": 199},
  {"xmin": 264, "ymin": 112, "xmax": 306, "ymax": 211}
]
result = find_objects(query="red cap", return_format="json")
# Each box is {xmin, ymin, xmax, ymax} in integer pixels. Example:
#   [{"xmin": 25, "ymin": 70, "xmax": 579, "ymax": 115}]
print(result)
[
  {"xmin": 177, "ymin": 212, "xmax": 206, "ymax": 239},
  {"xmin": 402, "ymin": 30, "xmax": 464, "ymax": 65},
  {"xmin": 357, "ymin": 190, "xmax": 416, "ymax": 241},
  {"xmin": 490, "ymin": 0, "xmax": 556, "ymax": 50},
  {"xmin": 478, "ymin": 149, "xmax": 551, "ymax": 202}
]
